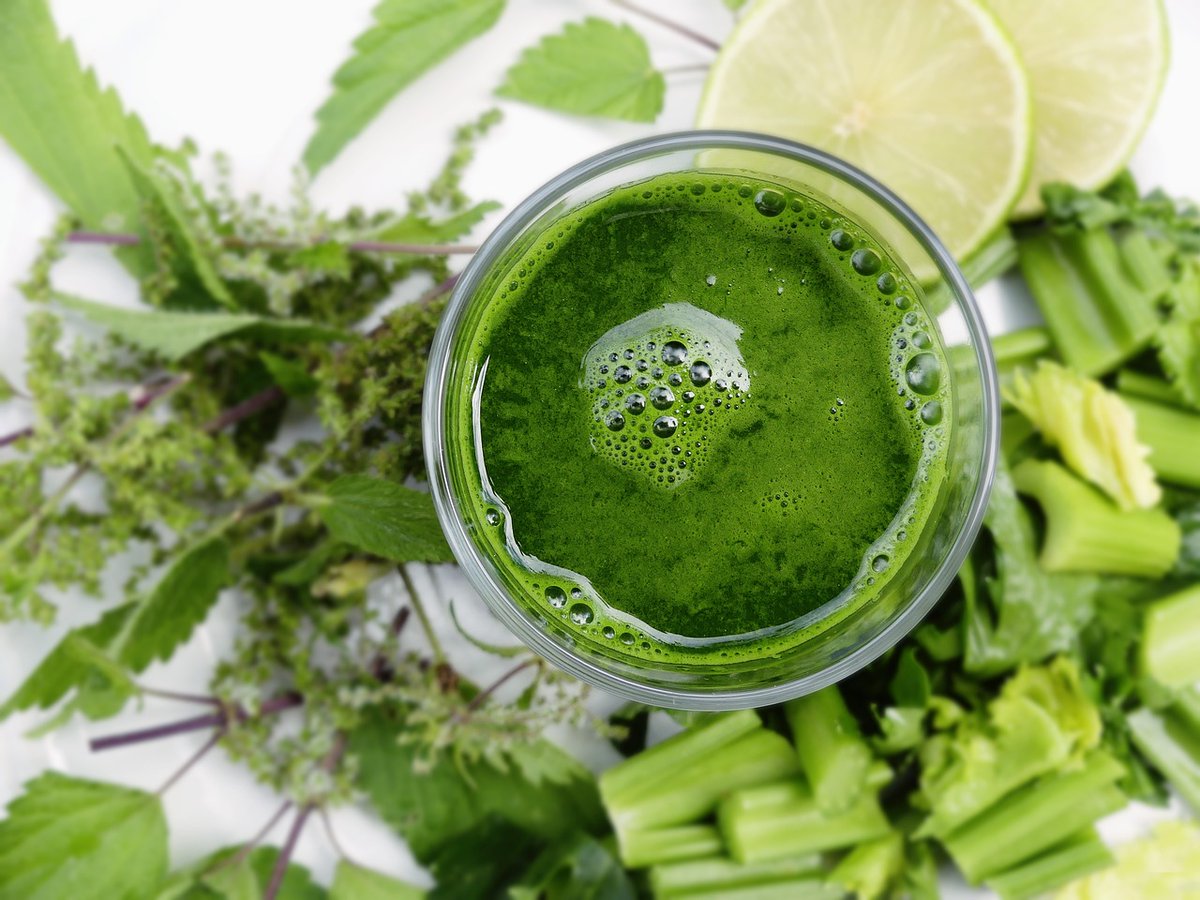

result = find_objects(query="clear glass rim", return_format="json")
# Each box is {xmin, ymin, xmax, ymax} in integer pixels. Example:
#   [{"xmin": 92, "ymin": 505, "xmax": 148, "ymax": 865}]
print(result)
[{"xmin": 423, "ymin": 130, "xmax": 1000, "ymax": 709}]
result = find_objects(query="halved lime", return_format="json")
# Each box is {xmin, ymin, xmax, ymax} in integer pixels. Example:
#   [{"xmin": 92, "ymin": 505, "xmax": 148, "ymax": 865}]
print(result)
[
  {"xmin": 696, "ymin": 0, "xmax": 1032, "ymax": 262},
  {"xmin": 986, "ymin": 0, "xmax": 1170, "ymax": 218}
]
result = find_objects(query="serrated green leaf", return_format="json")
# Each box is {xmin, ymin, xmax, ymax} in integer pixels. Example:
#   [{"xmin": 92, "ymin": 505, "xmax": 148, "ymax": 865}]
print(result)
[
  {"xmin": 118, "ymin": 149, "xmax": 235, "ymax": 309},
  {"xmin": 428, "ymin": 817, "xmax": 542, "ymax": 900},
  {"xmin": 304, "ymin": 0, "xmax": 506, "ymax": 174},
  {"xmin": 0, "ymin": 773, "xmax": 167, "ymax": 900},
  {"xmin": 287, "ymin": 242, "xmax": 353, "ymax": 279},
  {"xmin": 350, "ymin": 708, "xmax": 605, "ymax": 862},
  {"xmin": 156, "ymin": 847, "xmax": 326, "ymax": 900},
  {"xmin": 53, "ymin": 293, "xmax": 347, "ymax": 362},
  {"xmin": 370, "ymin": 201, "xmax": 501, "ymax": 245},
  {"xmin": 260, "ymin": 352, "xmax": 319, "ymax": 397},
  {"xmin": 330, "ymin": 861, "xmax": 425, "ymax": 900},
  {"xmin": 1157, "ymin": 311, "xmax": 1200, "ymax": 409},
  {"xmin": 116, "ymin": 536, "xmax": 231, "ymax": 671},
  {"xmin": 0, "ymin": 602, "xmax": 133, "ymax": 721},
  {"xmin": 0, "ymin": 0, "xmax": 159, "ymax": 272},
  {"xmin": 315, "ymin": 475, "xmax": 452, "ymax": 563},
  {"xmin": 497, "ymin": 18, "xmax": 664, "ymax": 122}
]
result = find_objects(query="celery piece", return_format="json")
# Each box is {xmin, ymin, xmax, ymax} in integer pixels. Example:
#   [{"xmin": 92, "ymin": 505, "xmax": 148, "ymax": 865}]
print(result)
[
  {"xmin": 991, "ymin": 326, "xmax": 1054, "ymax": 371},
  {"xmin": 962, "ymin": 227, "xmax": 1019, "ymax": 287},
  {"xmin": 600, "ymin": 710, "xmax": 761, "ymax": 806},
  {"xmin": 1117, "ymin": 229, "xmax": 1173, "ymax": 301},
  {"xmin": 1017, "ymin": 230, "xmax": 1156, "ymax": 376},
  {"xmin": 648, "ymin": 854, "xmax": 821, "ymax": 897},
  {"xmin": 1000, "ymin": 409, "xmax": 1038, "ymax": 461},
  {"xmin": 718, "ymin": 779, "xmax": 891, "ymax": 864},
  {"xmin": 942, "ymin": 752, "xmax": 1127, "ymax": 883},
  {"xmin": 985, "ymin": 827, "xmax": 1114, "ymax": 900},
  {"xmin": 1120, "ymin": 394, "xmax": 1200, "ymax": 488},
  {"xmin": 1012, "ymin": 459, "xmax": 1181, "ymax": 577},
  {"xmin": 659, "ymin": 878, "xmax": 842, "ymax": 900},
  {"xmin": 1172, "ymin": 686, "xmax": 1200, "ymax": 736},
  {"xmin": 784, "ymin": 685, "xmax": 872, "ymax": 814},
  {"xmin": 620, "ymin": 825, "xmax": 723, "ymax": 869},
  {"xmin": 1115, "ymin": 370, "xmax": 1188, "ymax": 408},
  {"xmin": 1127, "ymin": 707, "xmax": 1200, "ymax": 813},
  {"xmin": 865, "ymin": 760, "xmax": 893, "ymax": 792},
  {"xmin": 829, "ymin": 832, "xmax": 905, "ymax": 900},
  {"xmin": 1140, "ymin": 583, "xmax": 1200, "ymax": 687},
  {"xmin": 608, "ymin": 729, "xmax": 799, "ymax": 841}
]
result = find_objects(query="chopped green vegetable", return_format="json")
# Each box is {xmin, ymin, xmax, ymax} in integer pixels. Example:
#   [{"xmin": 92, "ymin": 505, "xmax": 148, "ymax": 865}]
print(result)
[
  {"xmin": 618, "ymin": 826, "xmax": 722, "ymax": 869},
  {"xmin": 985, "ymin": 828, "xmax": 1113, "ymax": 900},
  {"xmin": 1126, "ymin": 706, "xmax": 1200, "ymax": 812},
  {"xmin": 1140, "ymin": 583, "xmax": 1200, "ymax": 687},
  {"xmin": 1120, "ymin": 394, "xmax": 1200, "ymax": 488},
  {"xmin": 784, "ymin": 685, "xmax": 872, "ymax": 814},
  {"xmin": 829, "ymin": 832, "xmax": 905, "ymax": 900},
  {"xmin": 1114, "ymin": 369, "xmax": 1187, "ymax": 407},
  {"xmin": 1013, "ymin": 459, "xmax": 1180, "ymax": 577},
  {"xmin": 1055, "ymin": 820, "xmax": 1200, "ymax": 899},
  {"xmin": 648, "ymin": 854, "xmax": 822, "ymax": 897},
  {"xmin": 1006, "ymin": 361, "xmax": 1161, "ymax": 509}
]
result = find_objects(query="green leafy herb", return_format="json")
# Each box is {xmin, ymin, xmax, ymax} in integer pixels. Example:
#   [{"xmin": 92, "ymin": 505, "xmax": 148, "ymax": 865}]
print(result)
[
  {"xmin": 305, "ymin": 0, "xmax": 506, "ymax": 174},
  {"xmin": 0, "ymin": 773, "xmax": 168, "ymax": 900},
  {"xmin": 509, "ymin": 834, "xmax": 635, "ymax": 900},
  {"xmin": 329, "ymin": 861, "xmax": 425, "ymax": 899},
  {"xmin": 498, "ymin": 19, "xmax": 665, "ymax": 122},
  {"xmin": 312, "ymin": 475, "xmax": 452, "ymax": 563}
]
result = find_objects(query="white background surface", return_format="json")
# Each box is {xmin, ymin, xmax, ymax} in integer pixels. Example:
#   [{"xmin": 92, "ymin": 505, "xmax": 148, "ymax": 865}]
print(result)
[{"xmin": 1, "ymin": 0, "xmax": 1198, "ymax": 893}]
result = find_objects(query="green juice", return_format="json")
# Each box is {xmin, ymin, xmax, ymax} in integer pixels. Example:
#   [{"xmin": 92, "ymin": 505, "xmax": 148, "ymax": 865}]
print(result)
[{"xmin": 451, "ymin": 171, "xmax": 950, "ymax": 664}]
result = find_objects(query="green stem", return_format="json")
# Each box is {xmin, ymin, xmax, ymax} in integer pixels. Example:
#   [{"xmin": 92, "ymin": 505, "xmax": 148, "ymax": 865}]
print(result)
[
  {"xmin": 659, "ymin": 877, "xmax": 842, "ymax": 900},
  {"xmin": 1126, "ymin": 706, "xmax": 1200, "ymax": 813},
  {"xmin": 961, "ymin": 227, "xmax": 1020, "ymax": 287},
  {"xmin": 619, "ymin": 825, "xmax": 722, "ymax": 868},
  {"xmin": 1140, "ymin": 583, "xmax": 1200, "ymax": 687},
  {"xmin": 1120, "ymin": 394, "xmax": 1200, "ymax": 488},
  {"xmin": 649, "ymin": 854, "xmax": 822, "ymax": 896},
  {"xmin": 398, "ymin": 564, "xmax": 444, "ymax": 664},
  {"xmin": 1172, "ymin": 686, "xmax": 1200, "ymax": 736},
  {"xmin": 942, "ymin": 752, "xmax": 1126, "ymax": 883},
  {"xmin": 784, "ymin": 685, "xmax": 872, "ymax": 814},
  {"xmin": 1117, "ymin": 228, "xmax": 1173, "ymax": 300},
  {"xmin": 829, "ymin": 831, "xmax": 905, "ymax": 900},
  {"xmin": 984, "ymin": 828, "xmax": 1113, "ymax": 900},
  {"xmin": 991, "ymin": 325, "xmax": 1054, "ymax": 371},
  {"xmin": 717, "ymin": 779, "xmax": 891, "ymax": 864},
  {"xmin": 1012, "ymin": 459, "xmax": 1180, "ymax": 577},
  {"xmin": 1116, "ymin": 370, "xmax": 1187, "ymax": 407}
]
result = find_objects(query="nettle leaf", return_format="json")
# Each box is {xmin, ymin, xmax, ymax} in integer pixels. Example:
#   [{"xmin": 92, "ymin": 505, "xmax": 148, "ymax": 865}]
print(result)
[
  {"xmin": 330, "ymin": 861, "xmax": 425, "ymax": 900},
  {"xmin": 370, "ymin": 201, "xmax": 501, "ymax": 245},
  {"xmin": 428, "ymin": 817, "xmax": 542, "ymax": 900},
  {"xmin": 259, "ymin": 352, "xmax": 319, "ymax": 397},
  {"xmin": 305, "ymin": 0, "xmax": 506, "ymax": 174},
  {"xmin": 116, "ymin": 536, "xmax": 231, "ymax": 671},
  {"xmin": 53, "ymin": 293, "xmax": 347, "ymax": 362},
  {"xmin": 0, "ymin": 0, "xmax": 159, "ymax": 271},
  {"xmin": 497, "ymin": 18, "xmax": 665, "ymax": 123},
  {"xmin": 509, "ymin": 834, "xmax": 635, "ymax": 900},
  {"xmin": 315, "ymin": 475, "xmax": 453, "ymax": 563},
  {"xmin": 0, "ymin": 772, "xmax": 168, "ymax": 900},
  {"xmin": 157, "ymin": 847, "xmax": 326, "ymax": 900},
  {"xmin": 350, "ymin": 709, "xmax": 605, "ymax": 862}
]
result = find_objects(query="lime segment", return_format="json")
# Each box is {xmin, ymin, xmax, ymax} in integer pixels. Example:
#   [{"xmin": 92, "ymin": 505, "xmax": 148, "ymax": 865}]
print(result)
[{"xmin": 697, "ymin": 0, "xmax": 1032, "ymax": 261}]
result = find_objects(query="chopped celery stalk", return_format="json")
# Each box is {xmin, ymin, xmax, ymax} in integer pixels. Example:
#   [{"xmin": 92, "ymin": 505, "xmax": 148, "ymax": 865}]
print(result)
[
  {"xmin": 991, "ymin": 326, "xmax": 1054, "ymax": 371},
  {"xmin": 718, "ymin": 778, "xmax": 891, "ymax": 864},
  {"xmin": 1118, "ymin": 229, "xmax": 1173, "ymax": 300},
  {"xmin": 600, "ymin": 710, "xmax": 761, "ymax": 805},
  {"xmin": 942, "ymin": 752, "xmax": 1126, "ymax": 883},
  {"xmin": 865, "ymin": 760, "xmax": 893, "ymax": 792},
  {"xmin": 1120, "ymin": 395, "xmax": 1200, "ymax": 488},
  {"xmin": 1012, "ymin": 459, "xmax": 1180, "ymax": 577},
  {"xmin": 1172, "ymin": 687, "xmax": 1200, "ymax": 736},
  {"xmin": 1115, "ymin": 370, "xmax": 1188, "ymax": 408},
  {"xmin": 1127, "ymin": 707, "xmax": 1200, "ymax": 813},
  {"xmin": 648, "ymin": 854, "xmax": 822, "ymax": 896},
  {"xmin": 829, "ymin": 832, "xmax": 905, "ymax": 900},
  {"xmin": 1000, "ymin": 409, "xmax": 1038, "ymax": 460},
  {"xmin": 1140, "ymin": 583, "xmax": 1200, "ymax": 687},
  {"xmin": 962, "ymin": 227, "xmax": 1019, "ymax": 287},
  {"xmin": 620, "ymin": 825, "xmax": 723, "ymax": 869},
  {"xmin": 1017, "ymin": 230, "xmax": 1156, "ymax": 376},
  {"xmin": 784, "ymin": 685, "xmax": 872, "ymax": 814},
  {"xmin": 659, "ymin": 878, "xmax": 842, "ymax": 900},
  {"xmin": 985, "ymin": 827, "xmax": 1113, "ymax": 900},
  {"xmin": 608, "ymin": 728, "xmax": 799, "ymax": 840}
]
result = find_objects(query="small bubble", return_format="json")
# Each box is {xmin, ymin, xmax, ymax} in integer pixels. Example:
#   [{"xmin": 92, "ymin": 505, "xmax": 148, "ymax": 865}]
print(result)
[
  {"xmin": 897, "ymin": 338, "xmax": 908, "ymax": 349},
  {"xmin": 614, "ymin": 365, "xmax": 633, "ymax": 384},
  {"xmin": 672, "ymin": 445, "xmax": 682, "ymax": 455},
  {"xmin": 639, "ymin": 437, "xmax": 652, "ymax": 450},
  {"xmin": 830, "ymin": 229, "xmax": 855, "ymax": 251},
  {"xmin": 652, "ymin": 366, "xmax": 664, "ymax": 379},
  {"xmin": 625, "ymin": 393, "xmax": 646, "ymax": 414},
  {"xmin": 662, "ymin": 340, "xmax": 688, "ymax": 366},
  {"xmin": 668, "ymin": 372, "xmax": 683, "ymax": 386},
  {"xmin": 920, "ymin": 400, "xmax": 944, "ymax": 425},
  {"xmin": 691, "ymin": 182, "xmax": 706, "ymax": 195},
  {"xmin": 545, "ymin": 586, "xmax": 567, "ymax": 609},
  {"xmin": 754, "ymin": 189, "xmax": 787, "ymax": 217},
  {"xmin": 905, "ymin": 399, "xmax": 916, "ymax": 410},
  {"xmin": 872, "ymin": 554, "xmax": 890, "ymax": 572},
  {"xmin": 653, "ymin": 416, "xmax": 678, "ymax": 438},
  {"xmin": 905, "ymin": 354, "xmax": 941, "ymax": 395},
  {"xmin": 568, "ymin": 603, "xmax": 594, "ymax": 625},
  {"xmin": 690, "ymin": 361, "xmax": 713, "ymax": 387},
  {"xmin": 682, "ymin": 390, "xmax": 696, "ymax": 402},
  {"xmin": 636, "ymin": 375, "xmax": 651, "ymax": 389},
  {"xmin": 714, "ymin": 378, "xmax": 728, "ymax": 391},
  {"xmin": 904, "ymin": 312, "xmax": 918, "ymax": 326},
  {"xmin": 877, "ymin": 272, "xmax": 898, "ymax": 294},
  {"xmin": 706, "ymin": 274, "xmax": 717, "ymax": 287},
  {"xmin": 624, "ymin": 348, "xmax": 635, "ymax": 359},
  {"xmin": 602, "ymin": 626, "xmax": 615, "ymax": 639},
  {"xmin": 485, "ymin": 508, "xmax": 502, "ymax": 526},
  {"xmin": 619, "ymin": 632, "xmax": 636, "ymax": 645},
  {"xmin": 895, "ymin": 295, "xmax": 912, "ymax": 310},
  {"xmin": 912, "ymin": 331, "xmax": 932, "ymax": 349},
  {"xmin": 851, "ymin": 249, "xmax": 881, "ymax": 276},
  {"xmin": 650, "ymin": 386, "xmax": 675, "ymax": 410},
  {"xmin": 777, "ymin": 285, "xmax": 785, "ymax": 295},
  {"xmin": 606, "ymin": 410, "xmax": 626, "ymax": 431},
  {"xmin": 609, "ymin": 352, "xmax": 619, "ymax": 362},
  {"xmin": 570, "ymin": 588, "xmax": 583, "ymax": 599},
  {"xmin": 599, "ymin": 365, "xmax": 609, "ymax": 375}
]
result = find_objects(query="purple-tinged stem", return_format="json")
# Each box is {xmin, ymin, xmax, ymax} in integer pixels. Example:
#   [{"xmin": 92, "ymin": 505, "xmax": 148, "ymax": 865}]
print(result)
[
  {"xmin": 609, "ymin": 0, "xmax": 720, "ymax": 51},
  {"xmin": 467, "ymin": 658, "xmax": 537, "ymax": 713},
  {"xmin": 157, "ymin": 728, "xmax": 223, "ymax": 795},
  {"xmin": 202, "ymin": 385, "xmax": 285, "ymax": 435},
  {"xmin": 0, "ymin": 425, "xmax": 33, "ymax": 448},
  {"xmin": 66, "ymin": 230, "xmax": 478, "ymax": 256},
  {"xmin": 90, "ymin": 691, "xmax": 303, "ymax": 752},
  {"xmin": 212, "ymin": 799, "xmax": 293, "ymax": 875}
]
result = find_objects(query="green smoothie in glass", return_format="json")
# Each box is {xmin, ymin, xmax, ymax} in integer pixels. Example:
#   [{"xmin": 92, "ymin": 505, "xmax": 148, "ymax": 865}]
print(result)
[{"xmin": 448, "ymin": 170, "xmax": 950, "ymax": 665}]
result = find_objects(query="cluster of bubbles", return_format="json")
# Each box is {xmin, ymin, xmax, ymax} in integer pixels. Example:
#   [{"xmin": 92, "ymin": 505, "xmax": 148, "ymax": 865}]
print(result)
[
  {"xmin": 537, "ymin": 583, "xmax": 654, "ymax": 651},
  {"xmin": 583, "ymin": 304, "xmax": 750, "ymax": 486}
]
